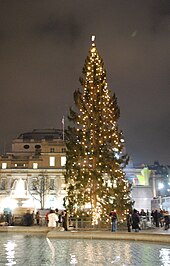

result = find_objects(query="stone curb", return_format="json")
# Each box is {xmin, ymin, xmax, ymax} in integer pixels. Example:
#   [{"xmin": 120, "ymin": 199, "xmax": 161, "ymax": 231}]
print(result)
[
  {"xmin": 0, "ymin": 227, "xmax": 170, "ymax": 244},
  {"xmin": 46, "ymin": 231, "xmax": 170, "ymax": 244}
]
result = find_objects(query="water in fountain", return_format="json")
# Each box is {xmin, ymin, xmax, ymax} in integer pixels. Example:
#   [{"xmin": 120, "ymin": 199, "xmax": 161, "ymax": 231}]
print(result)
[
  {"xmin": 10, "ymin": 178, "xmax": 30, "ymax": 206},
  {"xmin": 10, "ymin": 178, "xmax": 34, "ymax": 222}
]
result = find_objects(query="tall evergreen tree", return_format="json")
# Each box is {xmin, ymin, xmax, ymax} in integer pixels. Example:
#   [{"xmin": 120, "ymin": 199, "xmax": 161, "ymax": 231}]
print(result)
[{"xmin": 65, "ymin": 36, "xmax": 133, "ymax": 225}]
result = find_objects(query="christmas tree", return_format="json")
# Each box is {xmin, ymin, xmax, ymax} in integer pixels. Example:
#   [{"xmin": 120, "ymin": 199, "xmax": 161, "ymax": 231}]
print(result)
[{"xmin": 64, "ymin": 36, "xmax": 133, "ymax": 225}]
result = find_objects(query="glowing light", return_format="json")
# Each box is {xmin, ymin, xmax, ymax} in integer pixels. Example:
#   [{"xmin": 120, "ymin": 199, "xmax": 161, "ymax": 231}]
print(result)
[
  {"xmin": 4, "ymin": 240, "xmax": 17, "ymax": 265},
  {"xmin": 158, "ymin": 183, "xmax": 164, "ymax": 190},
  {"xmin": 65, "ymin": 36, "xmax": 132, "ymax": 225}
]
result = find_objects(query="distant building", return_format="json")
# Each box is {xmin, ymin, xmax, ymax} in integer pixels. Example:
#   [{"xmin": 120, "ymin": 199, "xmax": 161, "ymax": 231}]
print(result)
[
  {"xmin": 125, "ymin": 160, "xmax": 170, "ymax": 212},
  {"xmin": 0, "ymin": 129, "xmax": 67, "ymax": 212},
  {"xmin": 125, "ymin": 163, "xmax": 153, "ymax": 211},
  {"xmin": 148, "ymin": 161, "xmax": 170, "ymax": 197}
]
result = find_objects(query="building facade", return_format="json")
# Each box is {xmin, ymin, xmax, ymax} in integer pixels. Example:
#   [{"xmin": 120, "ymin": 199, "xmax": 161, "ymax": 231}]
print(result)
[
  {"xmin": 0, "ymin": 129, "xmax": 67, "ymax": 213},
  {"xmin": 125, "ymin": 161, "xmax": 170, "ymax": 211},
  {"xmin": 125, "ymin": 164, "xmax": 153, "ymax": 211}
]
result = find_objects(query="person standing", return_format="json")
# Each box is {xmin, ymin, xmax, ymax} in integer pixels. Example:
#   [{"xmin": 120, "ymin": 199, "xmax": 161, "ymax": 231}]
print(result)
[
  {"xmin": 164, "ymin": 211, "xmax": 170, "ymax": 230},
  {"xmin": 35, "ymin": 211, "xmax": 40, "ymax": 225},
  {"xmin": 55, "ymin": 208, "xmax": 59, "ymax": 227},
  {"xmin": 58, "ymin": 211, "xmax": 63, "ymax": 228},
  {"xmin": 62, "ymin": 210, "xmax": 68, "ymax": 231},
  {"xmin": 109, "ymin": 210, "xmax": 118, "ymax": 232},
  {"xmin": 153, "ymin": 209, "xmax": 159, "ymax": 227},
  {"xmin": 45, "ymin": 211, "xmax": 49, "ymax": 226},
  {"xmin": 31, "ymin": 211, "xmax": 35, "ymax": 225},
  {"xmin": 126, "ymin": 211, "xmax": 132, "ymax": 232},
  {"xmin": 132, "ymin": 209, "xmax": 140, "ymax": 232},
  {"xmin": 48, "ymin": 210, "xmax": 58, "ymax": 229},
  {"xmin": 24, "ymin": 210, "xmax": 33, "ymax": 226}
]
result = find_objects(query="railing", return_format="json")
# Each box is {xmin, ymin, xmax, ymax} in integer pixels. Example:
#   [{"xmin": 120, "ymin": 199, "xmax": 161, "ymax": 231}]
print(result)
[{"xmin": 69, "ymin": 217, "xmax": 111, "ymax": 231}]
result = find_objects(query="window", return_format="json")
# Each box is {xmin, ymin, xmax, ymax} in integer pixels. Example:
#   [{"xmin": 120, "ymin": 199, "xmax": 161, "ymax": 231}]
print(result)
[
  {"xmin": 15, "ymin": 163, "xmax": 17, "ymax": 167},
  {"xmin": 24, "ymin": 144, "xmax": 30, "ymax": 149},
  {"xmin": 32, "ymin": 178, "xmax": 37, "ymax": 190},
  {"xmin": 2, "ymin": 163, "xmax": 7, "ymax": 169},
  {"xmin": 49, "ymin": 179, "xmax": 55, "ymax": 190},
  {"xmin": 0, "ymin": 178, "xmax": 6, "ymax": 190},
  {"xmin": 35, "ymin": 144, "xmax": 41, "ymax": 149},
  {"xmin": 61, "ymin": 148, "xmax": 66, "ymax": 152},
  {"xmin": 49, "ymin": 156, "xmax": 55, "ymax": 167},
  {"xmin": 50, "ymin": 148, "xmax": 55, "ymax": 153},
  {"xmin": 33, "ymin": 163, "xmax": 38, "ymax": 169},
  {"xmin": 61, "ymin": 156, "xmax": 66, "ymax": 167}
]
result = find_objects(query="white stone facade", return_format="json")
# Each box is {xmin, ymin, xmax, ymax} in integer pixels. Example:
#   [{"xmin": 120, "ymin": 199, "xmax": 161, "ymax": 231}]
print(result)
[{"xmin": 0, "ymin": 129, "xmax": 67, "ymax": 213}]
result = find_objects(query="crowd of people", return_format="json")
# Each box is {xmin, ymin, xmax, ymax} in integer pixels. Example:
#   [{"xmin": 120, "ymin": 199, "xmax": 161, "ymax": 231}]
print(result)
[
  {"xmin": 1, "ymin": 207, "xmax": 170, "ymax": 232},
  {"xmin": 151, "ymin": 209, "xmax": 170, "ymax": 230},
  {"xmin": 45, "ymin": 209, "xmax": 68, "ymax": 230},
  {"xmin": 110, "ymin": 208, "xmax": 170, "ymax": 232},
  {"xmin": 0, "ymin": 208, "xmax": 68, "ymax": 230},
  {"xmin": 32, "ymin": 208, "xmax": 68, "ymax": 230},
  {"xmin": 0, "ymin": 212, "xmax": 13, "ymax": 226}
]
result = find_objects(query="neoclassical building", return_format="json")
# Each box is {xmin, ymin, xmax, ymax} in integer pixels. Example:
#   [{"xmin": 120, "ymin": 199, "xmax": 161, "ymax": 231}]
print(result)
[{"xmin": 0, "ymin": 129, "xmax": 67, "ymax": 213}]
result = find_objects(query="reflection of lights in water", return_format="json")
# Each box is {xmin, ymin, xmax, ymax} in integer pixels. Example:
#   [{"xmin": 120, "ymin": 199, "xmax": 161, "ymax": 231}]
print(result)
[
  {"xmin": 83, "ymin": 242, "xmax": 95, "ymax": 263},
  {"xmin": 46, "ymin": 238, "xmax": 55, "ymax": 263},
  {"xmin": 111, "ymin": 256, "xmax": 120, "ymax": 263},
  {"xmin": 4, "ymin": 240, "xmax": 17, "ymax": 265},
  {"xmin": 159, "ymin": 248, "xmax": 170, "ymax": 266},
  {"xmin": 123, "ymin": 243, "xmax": 132, "ymax": 263},
  {"xmin": 111, "ymin": 242, "xmax": 131, "ymax": 265},
  {"xmin": 70, "ymin": 254, "xmax": 78, "ymax": 265},
  {"xmin": 82, "ymin": 240, "xmax": 130, "ymax": 265}
]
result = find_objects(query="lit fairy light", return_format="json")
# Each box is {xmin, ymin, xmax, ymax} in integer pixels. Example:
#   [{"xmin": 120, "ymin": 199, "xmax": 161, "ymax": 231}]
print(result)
[
  {"xmin": 91, "ymin": 206, "xmax": 102, "ymax": 225},
  {"xmin": 65, "ymin": 35, "xmax": 132, "ymax": 225},
  {"xmin": 91, "ymin": 35, "xmax": 95, "ymax": 42}
]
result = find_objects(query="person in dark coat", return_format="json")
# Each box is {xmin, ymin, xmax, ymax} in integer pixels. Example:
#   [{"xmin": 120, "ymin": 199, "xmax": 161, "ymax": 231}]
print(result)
[
  {"xmin": 152, "ymin": 209, "xmax": 159, "ymax": 227},
  {"xmin": 164, "ymin": 211, "xmax": 170, "ymax": 230},
  {"xmin": 23, "ymin": 210, "xmax": 33, "ymax": 226},
  {"xmin": 62, "ymin": 210, "xmax": 68, "ymax": 231},
  {"xmin": 126, "ymin": 211, "xmax": 132, "ymax": 232},
  {"xmin": 35, "ymin": 211, "xmax": 40, "ymax": 225},
  {"xmin": 132, "ymin": 209, "xmax": 140, "ymax": 232}
]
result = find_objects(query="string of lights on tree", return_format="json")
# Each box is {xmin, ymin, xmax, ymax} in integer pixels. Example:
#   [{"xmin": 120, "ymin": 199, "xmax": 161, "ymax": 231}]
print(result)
[{"xmin": 64, "ymin": 36, "xmax": 133, "ymax": 225}]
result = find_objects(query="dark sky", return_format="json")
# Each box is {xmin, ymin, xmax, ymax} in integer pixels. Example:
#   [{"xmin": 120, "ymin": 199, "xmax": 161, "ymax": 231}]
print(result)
[{"xmin": 0, "ymin": 0, "xmax": 170, "ymax": 165}]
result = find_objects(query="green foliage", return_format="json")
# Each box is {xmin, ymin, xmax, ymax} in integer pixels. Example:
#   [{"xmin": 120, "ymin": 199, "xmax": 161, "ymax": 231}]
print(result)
[{"xmin": 64, "ymin": 40, "xmax": 133, "ymax": 223}]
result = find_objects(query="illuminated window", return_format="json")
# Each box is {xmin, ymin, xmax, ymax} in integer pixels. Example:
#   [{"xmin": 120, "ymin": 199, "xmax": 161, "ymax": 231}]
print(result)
[
  {"xmin": 33, "ymin": 163, "xmax": 38, "ymax": 169},
  {"xmin": 15, "ymin": 164, "xmax": 17, "ymax": 167},
  {"xmin": 49, "ymin": 156, "xmax": 55, "ymax": 166},
  {"xmin": 61, "ymin": 156, "xmax": 66, "ymax": 167},
  {"xmin": 2, "ymin": 163, "xmax": 7, "ymax": 169}
]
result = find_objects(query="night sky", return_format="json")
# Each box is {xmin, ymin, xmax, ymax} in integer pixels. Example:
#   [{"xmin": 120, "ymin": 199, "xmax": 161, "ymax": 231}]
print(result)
[{"xmin": 0, "ymin": 0, "xmax": 170, "ymax": 165}]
